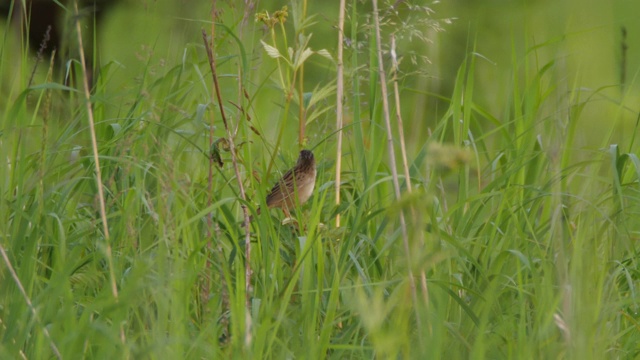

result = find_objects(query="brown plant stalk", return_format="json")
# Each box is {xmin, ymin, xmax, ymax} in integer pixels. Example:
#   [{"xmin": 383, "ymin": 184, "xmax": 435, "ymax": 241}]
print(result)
[
  {"xmin": 390, "ymin": 35, "xmax": 411, "ymax": 193},
  {"xmin": 73, "ymin": 0, "xmax": 124, "ymax": 345},
  {"xmin": 335, "ymin": 0, "xmax": 346, "ymax": 227},
  {"xmin": 298, "ymin": 0, "xmax": 308, "ymax": 147},
  {"xmin": 371, "ymin": 0, "xmax": 422, "ymax": 337},
  {"xmin": 0, "ymin": 245, "xmax": 61, "ymax": 359},
  {"xmin": 391, "ymin": 34, "xmax": 431, "ymax": 326},
  {"xmin": 201, "ymin": 23, "xmax": 253, "ymax": 346}
]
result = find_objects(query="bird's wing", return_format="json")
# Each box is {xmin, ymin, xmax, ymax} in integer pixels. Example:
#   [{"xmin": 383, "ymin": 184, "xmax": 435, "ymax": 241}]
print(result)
[{"xmin": 265, "ymin": 168, "xmax": 295, "ymax": 206}]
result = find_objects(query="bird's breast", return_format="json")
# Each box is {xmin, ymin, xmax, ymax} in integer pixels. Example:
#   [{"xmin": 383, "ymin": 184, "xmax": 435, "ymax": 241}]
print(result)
[{"xmin": 297, "ymin": 169, "xmax": 316, "ymax": 203}]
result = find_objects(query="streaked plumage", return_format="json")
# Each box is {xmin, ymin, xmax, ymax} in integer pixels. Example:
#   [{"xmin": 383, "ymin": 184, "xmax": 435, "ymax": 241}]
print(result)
[{"xmin": 258, "ymin": 149, "xmax": 316, "ymax": 218}]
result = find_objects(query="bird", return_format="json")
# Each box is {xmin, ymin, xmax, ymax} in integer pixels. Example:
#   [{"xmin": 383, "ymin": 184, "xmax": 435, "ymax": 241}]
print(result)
[{"xmin": 255, "ymin": 149, "xmax": 316, "ymax": 219}]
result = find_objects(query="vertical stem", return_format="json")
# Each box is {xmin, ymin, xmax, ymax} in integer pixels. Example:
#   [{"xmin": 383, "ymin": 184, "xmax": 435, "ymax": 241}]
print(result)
[
  {"xmin": 335, "ymin": 0, "xmax": 346, "ymax": 227},
  {"xmin": 298, "ymin": 65, "xmax": 305, "ymax": 146},
  {"xmin": 265, "ymin": 24, "xmax": 292, "ymax": 178},
  {"xmin": 202, "ymin": 22, "xmax": 253, "ymax": 346},
  {"xmin": 371, "ymin": 0, "xmax": 422, "ymax": 337},
  {"xmin": 298, "ymin": 0, "xmax": 308, "ymax": 147},
  {"xmin": 391, "ymin": 34, "xmax": 430, "ymax": 322},
  {"xmin": 73, "ymin": 0, "xmax": 124, "ymax": 344},
  {"xmin": 390, "ymin": 35, "xmax": 411, "ymax": 193},
  {"xmin": 202, "ymin": 7, "xmax": 216, "ymax": 312},
  {"xmin": 0, "ymin": 245, "xmax": 62, "ymax": 359}
]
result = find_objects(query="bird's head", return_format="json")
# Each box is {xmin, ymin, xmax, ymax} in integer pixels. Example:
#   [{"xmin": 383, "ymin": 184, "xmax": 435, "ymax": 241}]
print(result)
[{"xmin": 297, "ymin": 149, "xmax": 315, "ymax": 168}]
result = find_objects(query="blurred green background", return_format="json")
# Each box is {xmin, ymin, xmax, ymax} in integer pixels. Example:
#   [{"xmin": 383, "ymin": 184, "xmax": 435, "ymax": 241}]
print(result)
[
  {"xmin": 92, "ymin": 0, "xmax": 640, "ymax": 149},
  {"xmin": 436, "ymin": 0, "xmax": 640, "ymax": 148},
  {"xmin": 3, "ymin": 0, "xmax": 637, "ymax": 149}
]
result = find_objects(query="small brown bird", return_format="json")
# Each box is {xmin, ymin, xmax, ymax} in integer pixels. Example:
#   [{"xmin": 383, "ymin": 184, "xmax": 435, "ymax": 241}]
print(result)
[{"xmin": 256, "ymin": 149, "xmax": 316, "ymax": 219}]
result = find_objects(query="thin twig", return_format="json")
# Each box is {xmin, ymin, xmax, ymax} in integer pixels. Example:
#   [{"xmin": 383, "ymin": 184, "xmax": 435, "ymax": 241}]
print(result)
[
  {"xmin": 390, "ymin": 35, "xmax": 411, "ymax": 193},
  {"xmin": 73, "ymin": 0, "xmax": 124, "ymax": 344},
  {"xmin": 390, "ymin": 34, "xmax": 430, "ymax": 321},
  {"xmin": 0, "ymin": 245, "xmax": 62, "ymax": 359},
  {"xmin": 298, "ymin": 68, "xmax": 305, "ymax": 146},
  {"xmin": 202, "ymin": 6, "xmax": 217, "ymax": 317},
  {"xmin": 298, "ymin": 0, "xmax": 309, "ymax": 147},
  {"xmin": 371, "ymin": 0, "xmax": 422, "ymax": 337},
  {"xmin": 201, "ymin": 24, "xmax": 253, "ymax": 346},
  {"xmin": 335, "ymin": 0, "xmax": 346, "ymax": 227},
  {"xmin": 39, "ymin": 49, "xmax": 56, "ymax": 215}
]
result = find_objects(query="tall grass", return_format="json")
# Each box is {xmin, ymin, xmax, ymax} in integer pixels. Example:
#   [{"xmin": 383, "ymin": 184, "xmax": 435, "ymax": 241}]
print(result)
[{"xmin": 1, "ymin": 0, "xmax": 640, "ymax": 358}]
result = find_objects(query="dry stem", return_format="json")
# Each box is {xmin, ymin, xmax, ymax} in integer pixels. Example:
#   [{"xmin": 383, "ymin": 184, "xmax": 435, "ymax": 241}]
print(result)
[
  {"xmin": 201, "ymin": 22, "xmax": 253, "ymax": 346},
  {"xmin": 73, "ymin": 0, "xmax": 124, "ymax": 344},
  {"xmin": 390, "ymin": 35, "xmax": 412, "ymax": 193},
  {"xmin": 335, "ymin": 0, "xmax": 346, "ymax": 227},
  {"xmin": 371, "ymin": 0, "xmax": 422, "ymax": 337},
  {"xmin": 0, "ymin": 245, "xmax": 61, "ymax": 359},
  {"xmin": 390, "ymin": 34, "xmax": 430, "ymax": 319}
]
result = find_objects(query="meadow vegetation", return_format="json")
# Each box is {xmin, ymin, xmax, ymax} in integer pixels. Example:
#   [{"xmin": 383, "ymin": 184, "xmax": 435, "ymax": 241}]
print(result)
[{"xmin": 1, "ymin": 0, "xmax": 639, "ymax": 358}]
